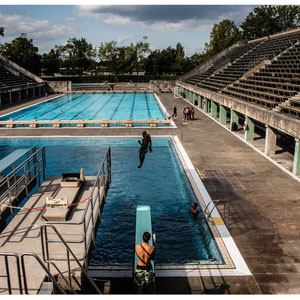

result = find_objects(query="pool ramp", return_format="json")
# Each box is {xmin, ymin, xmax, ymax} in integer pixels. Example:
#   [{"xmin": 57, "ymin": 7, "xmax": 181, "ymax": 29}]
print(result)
[{"xmin": 0, "ymin": 147, "xmax": 111, "ymax": 294}]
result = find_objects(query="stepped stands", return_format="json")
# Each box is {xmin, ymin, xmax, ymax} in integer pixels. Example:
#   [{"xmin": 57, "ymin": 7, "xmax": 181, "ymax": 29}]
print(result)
[
  {"xmin": 0, "ymin": 64, "xmax": 33, "ymax": 87},
  {"xmin": 223, "ymin": 40, "xmax": 300, "ymax": 109},
  {"xmin": 183, "ymin": 29, "xmax": 300, "ymax": 118},
  {"xmin": 186, "ymin": 42, "xmax": 260, "ymax": 86}
]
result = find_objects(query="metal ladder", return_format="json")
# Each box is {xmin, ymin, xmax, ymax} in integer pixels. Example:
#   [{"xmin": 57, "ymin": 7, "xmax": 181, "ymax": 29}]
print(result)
[
  {"xmin": 204, "ymin": 199, "xmax": 230, "ymax": 226},
  {"xmin": 40, "ymin": 223, "xmax": 102, "ymax": 294},
  {"xmin": 0, "ymin": 252, "xmax": 65, "ymax": 294}
]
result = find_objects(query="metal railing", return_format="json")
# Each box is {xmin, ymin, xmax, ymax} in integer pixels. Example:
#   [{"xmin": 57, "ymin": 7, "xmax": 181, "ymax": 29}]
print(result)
[
  {"xmin": 40, "ymin": 225, "xmax": 102, "ymax": 294},
  {"xmin": 0, "ymin": 253, "xmax": 23, "ymax": 294},
  {"xmin": 20, "ymin": 253, "xmax": 66, "ymax": 294},
  {"xmin": 0, "ymin": 146, "xmax": 46, "ymax": 221},
  {"xmin": 41, "ymin": 147, "xmax": 111, "ymax": 264},
  {"xmin": 204, "ymin": 199, "xmax": 230, "ymax": 226}
]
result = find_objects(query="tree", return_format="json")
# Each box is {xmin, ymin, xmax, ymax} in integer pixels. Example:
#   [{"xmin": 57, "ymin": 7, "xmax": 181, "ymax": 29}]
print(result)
[
  {"xmin": 204, "ymin": 19, "xmax": 241, "ymax": 57},
  {"xmin": 56, "ymin": 38, "xmax": 96, "ymax": 75},
  {"xmin": 241, "ymin": 5, "xmax": 300, "ymax": 41},
  {"xmin": 132, "ymin": 42, "xmax": 150, "ymax": 75},
  {"xmin": 42, "ymin": 49, "xmax": 61, "ymax": 76},
  {"xmin": 0, "ymin": 36, "xmax": 42, "ymax": 75},
  {"xmin": 0, "ymin": 27, "xmax": 4, "ymax": 37}
]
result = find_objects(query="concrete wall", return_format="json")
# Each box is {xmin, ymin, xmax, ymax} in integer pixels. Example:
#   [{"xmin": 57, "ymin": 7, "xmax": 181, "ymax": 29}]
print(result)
[
  {"xmin": 47, "ymin": 81, "xmax": 72, "ymax": 93},
  {"xmin": 176, "ymin": 81, "xmax": 300, "ymax": 139},
  {"xmin": 150, "ymin": 80, "xmax": 175, "ymax": 93}
]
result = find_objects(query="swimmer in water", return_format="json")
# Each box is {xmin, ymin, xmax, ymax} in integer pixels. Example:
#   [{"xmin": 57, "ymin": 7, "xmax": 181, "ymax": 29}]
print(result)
[{"xmin": 190, "ymin": 202, "xmax": 198, "ymax": 218}]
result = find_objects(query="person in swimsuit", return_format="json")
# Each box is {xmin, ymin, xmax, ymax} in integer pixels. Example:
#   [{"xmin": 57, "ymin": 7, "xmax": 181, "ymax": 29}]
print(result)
[
  {"xmin": 190, "ymin": 202, "xmax": 199, "ymax": 218},
  {"xmin": 138, "ymin": 131, "xmax": 152, "ymax": 168},
  {"xmin": 135, "ymin": 232, "xmax": 155, "ymax": 293}
]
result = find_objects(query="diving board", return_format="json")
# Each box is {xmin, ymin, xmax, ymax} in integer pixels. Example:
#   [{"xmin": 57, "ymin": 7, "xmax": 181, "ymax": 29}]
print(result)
[
  {"xmin": 0, "ymin": 149, "xmax": 30, "ymax": 173},
  {"xmin": 134, "ymin": 205, "xmax": 155, "ymax": 273}
]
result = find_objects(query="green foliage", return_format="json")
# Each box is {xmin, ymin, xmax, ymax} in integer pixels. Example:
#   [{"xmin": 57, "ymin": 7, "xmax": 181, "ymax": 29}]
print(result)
[
  {"xmin": 55, "ymin": 38, "xmax": 96, "ymax": 76},
  {"xmin": 98, "ymin": 41, "xmax": 150, "ymax": 75},
  {"xmin": 0, "ymin": 36, "xmax": 42, "ymax": 75},
  {"xmin": 0, "ymin": 27, "xmax": 4, "ymax": 37},
  {"xmin": 204, "ymin": 19, "xmax": 241, "ymax": 57},
  {"xmin": 42, "ymin": 49, "xmax": 61, "ymax": 76},
  {"xmin": 241, "ymin": 5, "xmax": 300, "ymax": 40}
]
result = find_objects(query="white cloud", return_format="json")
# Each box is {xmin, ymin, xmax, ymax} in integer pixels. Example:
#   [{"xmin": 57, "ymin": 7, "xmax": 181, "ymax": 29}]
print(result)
[{"xmin": 0, "ymin": 14, "xmax": 76, "ymax": 49}]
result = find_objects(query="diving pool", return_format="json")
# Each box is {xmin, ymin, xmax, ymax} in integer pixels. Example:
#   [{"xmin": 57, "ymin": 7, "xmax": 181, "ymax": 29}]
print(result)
[
  {"xmin": 0, "ymin": 93, "xmax": 165, "ymax": 122},
  {"xmin": 0, "ymin": 137, "xmax": 223, "ymax": 266}
]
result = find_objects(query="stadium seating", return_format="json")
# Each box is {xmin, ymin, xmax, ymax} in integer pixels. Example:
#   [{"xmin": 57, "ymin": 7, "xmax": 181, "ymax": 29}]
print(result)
[
  {"xmin": 183, "ymin": 29, "xmax": 300, "ymax": 118},
  {"xmin": 0, "ymin": 64, "xmax": 33, "ymax": 87}
]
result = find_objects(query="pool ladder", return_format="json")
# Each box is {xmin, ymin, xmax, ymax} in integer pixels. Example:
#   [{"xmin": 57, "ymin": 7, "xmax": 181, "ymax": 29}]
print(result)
[{"xmin": 204, "ymin": 199, "xmax": 230, "ymax": 226}]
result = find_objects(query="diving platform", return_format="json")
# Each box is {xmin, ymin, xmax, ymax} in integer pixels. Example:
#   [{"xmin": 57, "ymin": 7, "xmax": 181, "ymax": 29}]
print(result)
[
  {"xmin": 0, "ymin": 147, "xmax": 111, "ymax": 294},
  {"xmin": 0, "ymin": 149, "xmax": 31, "ymax": 174}
]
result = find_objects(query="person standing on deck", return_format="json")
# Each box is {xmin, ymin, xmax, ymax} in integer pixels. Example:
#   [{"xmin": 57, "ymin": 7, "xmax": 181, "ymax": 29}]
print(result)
[
  {"xmin": 138, "ymin": 131, "xmax": 152, "ymax": 168},
  {"xmin": 172, "ymin": 105, "xmax": 177, "ymax": 118},
  {"xmin": 135, "ymin": 232, "xmax": 155, "ymax": 293}
]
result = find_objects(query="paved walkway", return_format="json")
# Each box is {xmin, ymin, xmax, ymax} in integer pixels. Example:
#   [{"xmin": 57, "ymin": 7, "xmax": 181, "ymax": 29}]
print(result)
[{"xmin": 0, "ymin": 93, "xmax": 300, "ymax": 294}]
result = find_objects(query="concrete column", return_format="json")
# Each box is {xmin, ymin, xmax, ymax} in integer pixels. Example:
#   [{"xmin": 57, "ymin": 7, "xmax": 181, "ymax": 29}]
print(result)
[
  {"xmin": 26, "ymin": 88, "xmax": 29, "ymax": 99},
  {"xmin": 194, "ymin": 93, "xmax": 198, "ymax": 105},
  {"xmin": 32, "ymin": 88, "xmax": 35, "ymax": 98},
  {"xmin": 9, "ymin": 92, "xmax": 12, "ymax": 104},
  {"xmin": 230, "ymin": 109, "xmax": 239, "ymax": 130},
  {"xmin": 219, "ymin": 105, "xmax": 227, "ymax": 123},
  {"xmin": 197, "ymin": 95, "xmax": 201, "ymax": 108},
  {"xmin": 264, "ymin": 125, "xmax": 277, "ymax": 156},
  {"xmin": 204, "ymin": 98, "xmax": 209, "ymax": 113},
  {"xmin": 189, "ymin": 91, "xmax": 193, "ymax": 103},
  {"xmin": 38, "ymin": 86, "xmax": 41, "ymax": 97},
  {"xmin": 211, "ymin": 101, "xmax": 218, "ymax": 117},
  {"xmin": 245, "ymin": 116, "xmax": 255, "ymax": 141},
  {"xmin": 293, "ymin": 138, "xmax": 300, "ymax": 176},
  {"xmin": 189, "ymin": 91, "xmax": 193, "ymax": 102}
]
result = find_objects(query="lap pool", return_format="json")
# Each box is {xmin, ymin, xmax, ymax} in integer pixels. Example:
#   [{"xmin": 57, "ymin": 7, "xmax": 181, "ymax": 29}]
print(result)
[
  {"xmin": 0, "ymin": 137, "xmax": 225, "ymax": 267},
  {"xmin": 0, "ymin": 93, "xmax": 166, "ymax": 123}
]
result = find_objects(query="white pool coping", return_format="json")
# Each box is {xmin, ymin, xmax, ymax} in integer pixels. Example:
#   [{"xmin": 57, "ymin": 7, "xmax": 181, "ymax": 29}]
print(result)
[{"xmin": 0, "ymin": 135, "xmax": 251, "ymax": 277}]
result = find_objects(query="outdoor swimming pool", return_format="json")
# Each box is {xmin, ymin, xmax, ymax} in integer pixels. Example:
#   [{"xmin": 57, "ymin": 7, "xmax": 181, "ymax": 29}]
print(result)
[
  {"xmin": 0, "ymin": 137, "xmax": 223, "ymax": 266},
  {"xmin": 0, "ymin": 93, "xmax": 165, "ymax": 122}
]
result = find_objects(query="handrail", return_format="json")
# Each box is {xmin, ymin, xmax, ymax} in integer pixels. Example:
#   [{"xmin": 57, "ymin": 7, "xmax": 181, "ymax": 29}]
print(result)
[
  {"xmin": 0, "ymin": 253, "xmax": 23, "ymax": 294},
  {"xmin": 0, "ymin": 147, "xmax": 46, "ymax": 221},
  {"xmin": 40, "ymin": 224, "xmax": 102, "ymax": 294},
  {"xmin": 41, "ymin": 147, "xmax": 111, "ymax": 263},
  {"xmin": 20, "ymin": 252, "xmax": 66, "ymax": 294},
  {"xmin": 204, "ymin": 199, "xmax": 230, "ymax": 225},
  {"xmin": 0, "ymin": 146, "xmax": 36, "ymax": 183}
]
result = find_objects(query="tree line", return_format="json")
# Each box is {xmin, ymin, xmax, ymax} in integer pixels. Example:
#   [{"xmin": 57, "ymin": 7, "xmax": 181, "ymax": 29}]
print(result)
[{"xmin": 0, "ymin": 5, "xmax": 299, "ymax": 77}]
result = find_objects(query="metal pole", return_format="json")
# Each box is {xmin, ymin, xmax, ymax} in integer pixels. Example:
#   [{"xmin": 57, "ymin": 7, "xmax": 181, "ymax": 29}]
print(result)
[
  {"xmin": 4, "ymin": 256, "xmax": 12, "ymax": 294},
  {"xmin": 6, "ymin": 177, "xmax": 13, "ymax": 217},
  {"xmin": 24, "ymin": 165, "xmax": 29, "ymax": 200},
  {"xmin": 36, "ymin": 152, "xmax": 40, "ymax": 186}
]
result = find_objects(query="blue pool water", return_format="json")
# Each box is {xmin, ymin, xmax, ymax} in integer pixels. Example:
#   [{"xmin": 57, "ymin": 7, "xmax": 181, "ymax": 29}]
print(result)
[
  {"xmin": 0, "ymin": 93, "xmax": 165, "ymax": 122},
  {"xmin": 0, "ymin": 137, "xmax": 222, "ymax": 266}
]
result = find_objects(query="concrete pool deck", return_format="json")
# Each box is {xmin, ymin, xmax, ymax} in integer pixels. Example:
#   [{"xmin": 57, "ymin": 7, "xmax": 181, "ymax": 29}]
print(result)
[{"xmin": 0, "ymin": 93, "xmax": 300, "ymax": 294}]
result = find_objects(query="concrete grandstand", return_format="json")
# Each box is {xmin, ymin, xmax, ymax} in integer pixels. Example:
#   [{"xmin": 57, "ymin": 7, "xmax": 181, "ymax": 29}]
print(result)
[
  {"xmin": 176, "ymin": 28, "xmax": 300, "ymax": 177},
  {"xmin": 0, "ymin": 54, "xmax": 46, "ymax": 107}
]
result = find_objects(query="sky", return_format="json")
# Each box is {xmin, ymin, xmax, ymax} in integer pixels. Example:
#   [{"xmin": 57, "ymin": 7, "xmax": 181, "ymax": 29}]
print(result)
[{"xmin": 0, "ymin": 4, "xmax": 269, "ymax": 56}]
